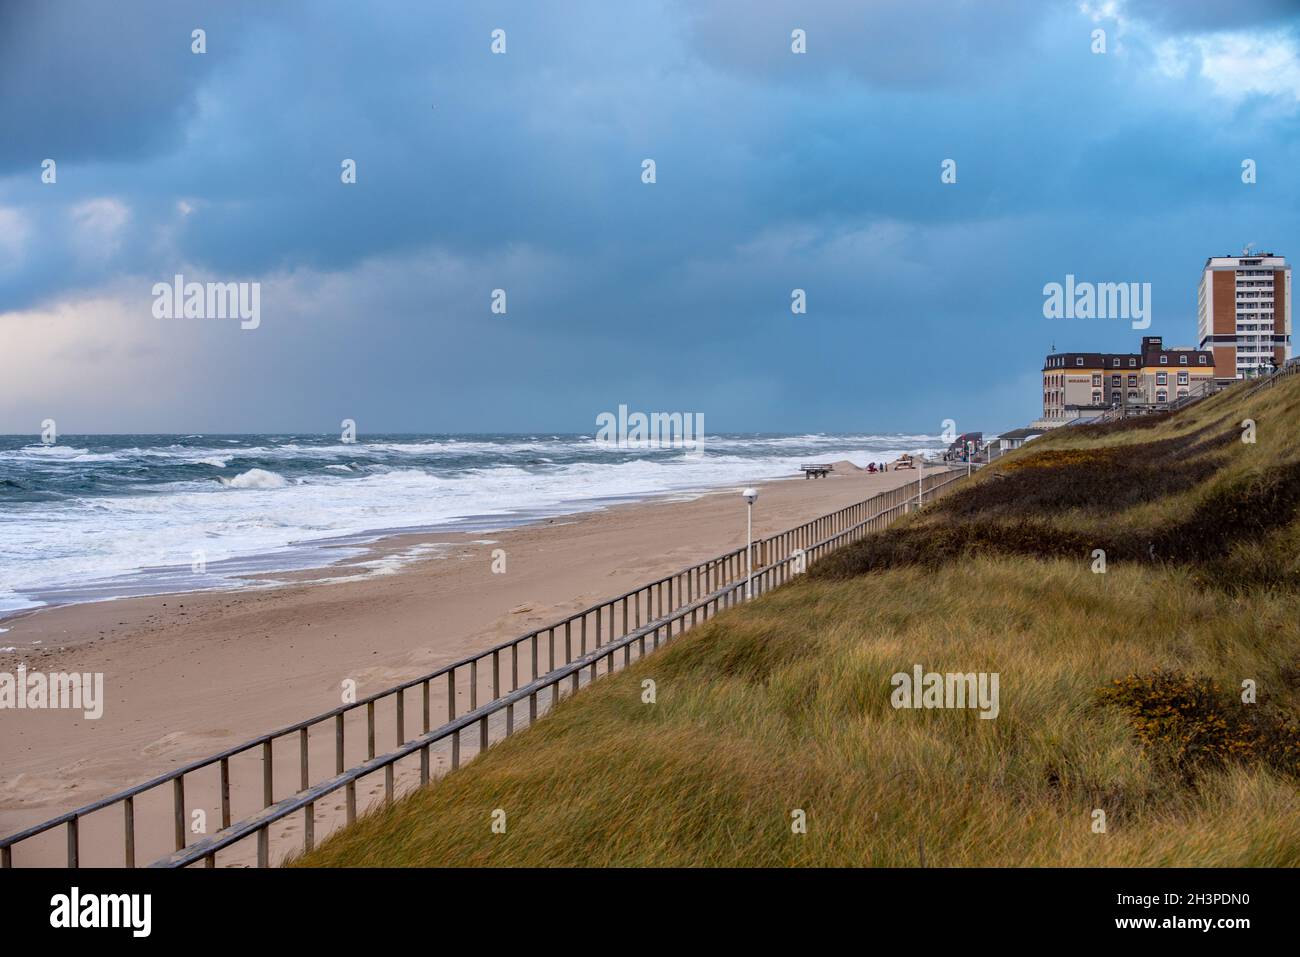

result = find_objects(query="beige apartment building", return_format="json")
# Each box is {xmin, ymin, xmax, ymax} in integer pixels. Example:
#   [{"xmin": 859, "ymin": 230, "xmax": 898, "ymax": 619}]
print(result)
[
  {"xmin": 1040, "ymin": 336, "xmax": 1216, "ymax": 424},
  {"xmin": 1197, "ymin": 252, "xmax": 1291, "ymax": 379}
]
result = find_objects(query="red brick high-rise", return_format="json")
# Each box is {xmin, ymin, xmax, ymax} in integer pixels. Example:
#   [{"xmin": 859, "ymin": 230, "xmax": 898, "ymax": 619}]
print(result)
[{"xmin": 1197, "ymin": 252, "xmax": 1291, "ymax": 380}]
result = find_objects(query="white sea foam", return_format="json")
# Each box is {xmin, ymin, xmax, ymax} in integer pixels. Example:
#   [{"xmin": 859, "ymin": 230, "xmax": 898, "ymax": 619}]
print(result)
[
  {"xmin": 219, "ymin": 468, "xmax": 287, "ymax": 489},
  {"xmin": 0, "ymin": 433, "xmax": 945, "ymax": 615},
  {"xmin": 0, "ymin": 445, "xmax": 103, "ymax": 462}
]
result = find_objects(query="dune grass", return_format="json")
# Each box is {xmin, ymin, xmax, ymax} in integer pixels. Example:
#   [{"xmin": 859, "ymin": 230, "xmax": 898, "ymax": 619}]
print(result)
[{"xmin": 296, "ymin": 377, "xmax": 1300, "ymax": 867}]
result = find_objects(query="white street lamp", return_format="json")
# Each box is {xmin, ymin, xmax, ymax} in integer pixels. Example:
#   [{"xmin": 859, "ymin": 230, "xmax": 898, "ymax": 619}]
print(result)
[{"xmin": 742, "ymin": 487, "xmax": 758, "ymax": 598}]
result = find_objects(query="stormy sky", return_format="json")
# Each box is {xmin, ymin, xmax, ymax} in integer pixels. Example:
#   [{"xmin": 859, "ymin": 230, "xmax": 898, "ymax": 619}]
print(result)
[{"xmin": 1, "ymin": 0, "xmax": 1297, "ymax": 434}]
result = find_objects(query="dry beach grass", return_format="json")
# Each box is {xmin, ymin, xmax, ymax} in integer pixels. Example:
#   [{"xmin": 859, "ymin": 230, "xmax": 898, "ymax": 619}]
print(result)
[{"xmin": 298, "ymin": 376, "xmax": 1300, "ymax": 867}]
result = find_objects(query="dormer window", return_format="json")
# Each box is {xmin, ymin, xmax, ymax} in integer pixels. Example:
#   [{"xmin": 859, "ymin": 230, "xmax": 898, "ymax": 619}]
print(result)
[
  {"xmin": 1112, "ymin": 358, "xmax": 1120, "ymax": 367},
  {"xmin": 1179, "ymin": 355, "xmax": 1187, "ymax": 365},
  {"xmin": 1199, "ymin": 356, "xmax": 1207, "ymax": 364},
  {"xmin": 1129, "ymin": 358, "xmax": 1137, "ymax": 367},
  {"xmin": 1160, "ymin": 356, "xmax": 1168, "ymax": 364},
  {"xmin": 1076, "ymin": 358, "xmax": 1083, "ymax": 366}
]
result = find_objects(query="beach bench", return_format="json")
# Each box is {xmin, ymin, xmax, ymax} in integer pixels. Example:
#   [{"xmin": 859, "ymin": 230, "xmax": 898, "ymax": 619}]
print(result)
[
  {"xmin": 894, "ymin": 455, "xmax": 917, "ymax": 470},
  {"xmin": 800, "ymin": 463, "xmax": 834, "ymax": 479}
]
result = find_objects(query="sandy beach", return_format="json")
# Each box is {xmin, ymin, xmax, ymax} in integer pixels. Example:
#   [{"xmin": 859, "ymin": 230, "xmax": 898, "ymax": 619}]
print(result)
[{"xmin": 0, "ymin": 462, "xmax": 938, "ymax": 865}]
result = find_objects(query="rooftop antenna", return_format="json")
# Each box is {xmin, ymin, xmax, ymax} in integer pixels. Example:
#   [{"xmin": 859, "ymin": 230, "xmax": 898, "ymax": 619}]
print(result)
[{"xmin": 1242, "ymin": 242, "xmax": 1255, "ymax": 256}]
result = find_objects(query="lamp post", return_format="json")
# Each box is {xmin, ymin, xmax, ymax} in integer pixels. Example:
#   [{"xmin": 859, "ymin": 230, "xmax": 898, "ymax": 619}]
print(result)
[
  {"xmin": 916, "ymin": 451, "xmax": 924, "ymax": 509},
  {"xmin": 742, "ymin": 488, "xmax": 758, "ymax": 599}
]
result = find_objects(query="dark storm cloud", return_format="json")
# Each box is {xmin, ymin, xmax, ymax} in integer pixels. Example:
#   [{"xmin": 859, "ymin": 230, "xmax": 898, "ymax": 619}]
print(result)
[
  {"xmin": 1122, "ymin": 0, "xmax": 1300, "ymax": 32},
  {"xmin": 682, "ymin": 0, "xmax": 1050, "ymax": 88},
  {"xmin": 1, "ymin": 0, "xmax": 1298, "ymax": 433},
  {"xmin": 0, "ymin": 0, "xmax": 259, "ymax": 171}
]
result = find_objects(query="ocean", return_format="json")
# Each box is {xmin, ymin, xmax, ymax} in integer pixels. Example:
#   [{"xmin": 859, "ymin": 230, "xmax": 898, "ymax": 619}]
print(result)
[{"xmin": 0, "ymin": 432, "xmax": 946, "ymax": 618}]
